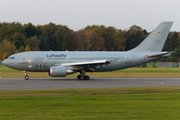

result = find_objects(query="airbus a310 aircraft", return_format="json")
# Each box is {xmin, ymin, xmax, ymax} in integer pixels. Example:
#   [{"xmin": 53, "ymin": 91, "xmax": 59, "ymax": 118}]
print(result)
[{"xmin": 2, "ymin": 21, "xmax": 173, "ymax": 80}]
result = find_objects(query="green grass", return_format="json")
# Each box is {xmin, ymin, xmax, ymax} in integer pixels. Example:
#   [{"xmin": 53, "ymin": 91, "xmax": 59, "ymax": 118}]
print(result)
[
  {"xmin": 1, "ymin": 65, "xmax": 180, "ymax": 119},
  {"xmin": 1, "ymin": 87, "xmax": 180, "ymax": 119},
  {"xmin": 1, "ymin": 65, "xmax": 180, "ymax": 78}
]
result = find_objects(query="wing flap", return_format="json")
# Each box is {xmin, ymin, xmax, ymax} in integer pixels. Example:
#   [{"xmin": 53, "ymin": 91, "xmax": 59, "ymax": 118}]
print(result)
[
  {"xmin": 60, "ymin": 60, "xmax": 110, "ymax": 71},
  {"xmin": 61, "ymin": 60, "xmax": 110, "ymax": 66}
]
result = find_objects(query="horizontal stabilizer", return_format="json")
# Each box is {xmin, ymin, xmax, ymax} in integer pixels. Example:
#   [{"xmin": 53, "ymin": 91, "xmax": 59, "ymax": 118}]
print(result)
[{"xmin": 146, "ymin": 52, "xmax": 173, "ymax": 59}]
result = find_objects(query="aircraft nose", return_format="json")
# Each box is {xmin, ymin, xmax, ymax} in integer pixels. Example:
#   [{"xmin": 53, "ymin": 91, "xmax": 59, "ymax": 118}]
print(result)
[{"xmin": 2, "ymin": 59, "xmax": 8, "ymax": 66}]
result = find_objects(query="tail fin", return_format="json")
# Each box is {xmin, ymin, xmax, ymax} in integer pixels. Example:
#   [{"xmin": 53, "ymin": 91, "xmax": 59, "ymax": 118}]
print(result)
[{"xmin": 130, "ymin": 21, "xmax": 173, "ymax": 52}]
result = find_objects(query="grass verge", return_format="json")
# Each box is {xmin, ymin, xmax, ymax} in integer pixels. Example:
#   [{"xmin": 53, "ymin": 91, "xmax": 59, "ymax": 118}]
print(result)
[{"xmin": 0, "ymin": 87, "xmax": 180, "ymax": 119}]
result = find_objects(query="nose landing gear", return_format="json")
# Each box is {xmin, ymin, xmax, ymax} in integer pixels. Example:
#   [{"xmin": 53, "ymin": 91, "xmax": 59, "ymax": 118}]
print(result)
[{"xmin": 24, "ymin": 71, "xmax": 29, "ymax": 80}]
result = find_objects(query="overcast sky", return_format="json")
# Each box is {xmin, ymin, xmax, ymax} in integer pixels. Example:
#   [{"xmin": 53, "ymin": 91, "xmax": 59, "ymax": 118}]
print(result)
[{"xmin": 0, "ymin": 0, "xmax": 179, "ymax": 32}]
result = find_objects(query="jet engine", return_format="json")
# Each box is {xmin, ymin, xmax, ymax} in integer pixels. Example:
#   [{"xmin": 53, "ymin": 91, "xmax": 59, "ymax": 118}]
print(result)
[{"xmin": 50, "ymin": 66, "xmax": 73, "ymax": 77}]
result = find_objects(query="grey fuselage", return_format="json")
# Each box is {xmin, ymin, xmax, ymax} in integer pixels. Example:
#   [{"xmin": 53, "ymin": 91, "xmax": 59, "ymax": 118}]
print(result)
[{"xmin": 4, "ymin": 51, "xmax": 158, "ymax": 72}]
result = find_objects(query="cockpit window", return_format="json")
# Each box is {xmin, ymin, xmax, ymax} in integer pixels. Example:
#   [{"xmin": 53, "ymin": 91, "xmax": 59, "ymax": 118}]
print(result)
[{"xmin": 9, "ymin": 57, "xmax": 15, "ymax": 59}]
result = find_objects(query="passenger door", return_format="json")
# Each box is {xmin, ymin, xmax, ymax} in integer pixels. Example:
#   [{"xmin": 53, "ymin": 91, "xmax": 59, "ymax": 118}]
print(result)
[
  {"xmin": 125, "ymin": 54, "xmax": 131, "ymax": 63},
  {"xmin": 21, "ymin": 54, "xmax": 28, "ymax": 69}
]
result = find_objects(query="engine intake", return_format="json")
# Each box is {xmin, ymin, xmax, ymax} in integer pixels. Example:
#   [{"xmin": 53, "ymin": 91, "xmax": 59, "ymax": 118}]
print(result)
[{"xmin": 50, "ymin": 66, "xmax": 73, "ymax": 77}]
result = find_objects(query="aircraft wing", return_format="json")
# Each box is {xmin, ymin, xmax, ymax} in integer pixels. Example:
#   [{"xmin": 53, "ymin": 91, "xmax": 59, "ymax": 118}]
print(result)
[
  {"xmin": 146, "ymin": 52, "xmax": 173, "ymax": 59},
  {"xmin": 59, "ymin": 60, "xmax": 111, "ymax": 71}
]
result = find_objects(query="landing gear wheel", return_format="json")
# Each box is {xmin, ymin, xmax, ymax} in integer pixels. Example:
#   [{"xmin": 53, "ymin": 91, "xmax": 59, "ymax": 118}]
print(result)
[
  {"xmin": 77, "ymin": 74, "xmax": 90, "ymax": 80},
  {"xmin": 25, "ymin": 75, "xmax": 29, "ymax": 80},
  {"xmin": 85, "ymin": 76, "xmax": 90, "ymax": 80},
  {"xmin": 24, "ymin": 71, "xmax": 29, "ymax": 80},
  {"xmin": 80, "ymin": 76, "xmax": 84, "ymax": 80},
  {"xmin": 77, "ymin": 75, "xmax": 81, "ymax": 79}
]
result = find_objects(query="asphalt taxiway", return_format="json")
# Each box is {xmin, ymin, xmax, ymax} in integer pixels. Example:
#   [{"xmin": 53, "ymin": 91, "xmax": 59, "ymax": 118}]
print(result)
[{"xmin": 0, "ymin": 78, "xmax": 180, "ymax": 90}]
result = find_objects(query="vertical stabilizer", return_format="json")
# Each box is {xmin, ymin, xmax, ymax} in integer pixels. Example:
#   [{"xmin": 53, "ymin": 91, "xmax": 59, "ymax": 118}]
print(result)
[{"xmin": 130, "ymin": 21, "xmax": 173, "ymax": 52}]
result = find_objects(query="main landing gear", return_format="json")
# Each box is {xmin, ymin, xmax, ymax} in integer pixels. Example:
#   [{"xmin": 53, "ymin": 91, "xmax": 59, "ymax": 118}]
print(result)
[
  {"xmin": 77, "ymin": 75, "xmax": 90, "ymax": 80},
  {"xmin": 77, "ymin": 69, "xmax": 90, "ymax": 80},
  {"xmin": 24, "ymin": 71, "xmax": 29, "ymax": 80}
]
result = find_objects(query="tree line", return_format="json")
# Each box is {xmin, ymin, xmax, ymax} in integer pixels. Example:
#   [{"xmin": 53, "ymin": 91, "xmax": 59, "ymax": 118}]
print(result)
[{"xmin": 0, "ymin": 22, "xmax": 180, "ymax": 61}]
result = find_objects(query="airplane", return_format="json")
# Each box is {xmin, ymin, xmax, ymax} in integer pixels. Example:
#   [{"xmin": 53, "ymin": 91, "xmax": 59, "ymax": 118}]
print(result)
[{"xmin": 2, "ymin": 21, "xmax": 173, "ymax": 80}]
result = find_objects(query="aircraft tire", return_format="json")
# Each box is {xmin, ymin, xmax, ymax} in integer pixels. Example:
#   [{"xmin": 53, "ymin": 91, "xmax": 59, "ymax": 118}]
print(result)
[
  {"xmin": 25, "ymin": 75, "xmax": 29, "ymax": 80},
  {"xmin": 85, "ymin": 76, "xmax": 90, "ymax": 80},
  {"xmin": 80, "ymin": 76, "xmax": 84, "ymax": 80},
  {"xmin": 77, "ymin": 75, "xmax": 81, "ymax": 79}
]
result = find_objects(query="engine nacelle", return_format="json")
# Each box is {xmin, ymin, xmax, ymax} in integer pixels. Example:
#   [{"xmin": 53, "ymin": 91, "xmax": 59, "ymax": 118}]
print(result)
[{"xmin": 50, "ymin": 66, "xmax": 73, "ymax": 77}]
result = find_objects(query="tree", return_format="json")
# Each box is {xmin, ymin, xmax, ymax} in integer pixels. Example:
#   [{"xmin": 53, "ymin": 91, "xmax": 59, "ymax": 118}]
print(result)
[
  {"xmin": 73, "ymin": 29, "xmax": 85, "ymax": 50},
  {"xmin": 39, "ymin": 35, "xmax": 49, "ymax": 51},
  {"xmin": 125, "ymin": 25, "xmax": 144, "ymax": 50},
  {"xmin": 173, "ymin": 32, "xmax": 179, "ymax": 48},
  {"xmin": 25, "ymin": 45, "xmax": 31, "ymax": 52},
  {"xmin": 104, "ymin": 27, "xmax": 115, "ymax": 51},
  {"xmin": 163, "ymin": 32, "xmax": 179, "ymax": 51},
  {"xmin": 7, "ymin": 43, "xmax": 16, "ymax": 57},
  {"xmin": 0, "ymin": 39, "xmax": 16, "ymax": 59},
  {"xmin": 24, "ymin": 23, "xmax": 36, "ymax": 38},
  {"xmin": 0, "ymin": 22, "xmax": 24, "ymax": 43},
  {"xmin": 52, "ymin": 25, "xmax": 73, "ymax": 51},
  {"xmin": 11, "ymin": 33, "xmax": 26, "ymax": 49},
  {"xmin": 85, "ymin": 25, "xmax": 109, "ymax": 50},
  {"xmin": 25, "ymin": 36, "xmax": 40, "ymax": 51},
  {"xmin": 19, "ymin": 46, "xmax": 25, "ymax": 52},
  {"xmin": 36, "ymin": 25, "xmax": 43, "ymax": 37},
  {"xmin": 84, "ymin": 30, "xmax": 106, "ymax": 51},
  {"xmin": 113, "ymin": 30, "xmax": 126, "ymax": 51},
  {"xmin": 0, "ymin": 22, "xmax": 2, "ymax": 28},
  {"xmin": 85, "ymin": 25, "xmax": 107, "ymax": 38},
  {"xmin": 42, "ymin": 23, "xmax": 58, "ymax": 50},
  {"xmin": 85, "ymin": 25, "xmax": 127, "ymax": 51}
]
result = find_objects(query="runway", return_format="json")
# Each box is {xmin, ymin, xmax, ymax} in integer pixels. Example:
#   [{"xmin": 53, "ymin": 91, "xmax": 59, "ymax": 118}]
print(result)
[{"xmin": 0, "ymin": 78, "xmax": 180, "ymax": 90}]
